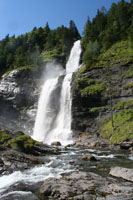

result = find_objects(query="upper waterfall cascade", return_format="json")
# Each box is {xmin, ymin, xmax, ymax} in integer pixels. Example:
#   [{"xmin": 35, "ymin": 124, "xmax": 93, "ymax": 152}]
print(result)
[{"xmin": 33, "ymin": 40, "xmax": 81, "ymax": 146}]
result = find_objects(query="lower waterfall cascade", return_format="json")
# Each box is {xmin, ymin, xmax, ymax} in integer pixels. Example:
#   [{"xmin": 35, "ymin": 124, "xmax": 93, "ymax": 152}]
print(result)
[{"xmin": 33, "ymin": 40, "xmax": 82, "ymax": 145}]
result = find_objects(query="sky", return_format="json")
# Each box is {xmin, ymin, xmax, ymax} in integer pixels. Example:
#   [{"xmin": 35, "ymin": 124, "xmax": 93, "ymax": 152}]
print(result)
[{"xmin": 0, "ymin": 0, "xmax": 131, "ymax": 40}]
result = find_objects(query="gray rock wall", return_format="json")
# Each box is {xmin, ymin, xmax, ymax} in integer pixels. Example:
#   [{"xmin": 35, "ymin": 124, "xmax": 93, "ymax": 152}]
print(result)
[
  {"xmin": 0, "ymin": 68, "xmax": 40, "ymax": 134},
  {"xmin": 71, "ymin": 62, "xmax": 133, "ymax": 136}
]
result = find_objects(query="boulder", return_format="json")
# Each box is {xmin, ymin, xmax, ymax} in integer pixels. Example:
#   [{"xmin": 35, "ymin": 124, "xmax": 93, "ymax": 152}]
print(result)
[
  {"xmin": 120, "ymin": 141, "xmax": 133, "ymax": 150},
  {"xmin": 130, "ymin": 147, "xmax": 133, "ymax": 154},
  {"xmin": 1, "ymin": 149, "xmax": 44, "ymax": 173},
  {"xmin": 0, "ymin": 129, "xmax": 60, "ymax": 156},
  {"xmin": 38, "ymin": 170, "xmax": 133, "ymax": 199},
  {"xmin": 82, "ymin": 154, "xmax": 97, "ymax": 161},
  {"xmin": 0, "ymin": 129, "xmax": 60, "ymax": 173},
  {"xmin": 38, "ymin": 171, "xmax": 105, "ymax": 199},
  {"xmin": 109, "ymin": 167, "xmax": 133, "ymax": 182},
  {"xmin": 69, "ymin": 159, "xmax": 75, "ymax": 164},
  {"xmin": 51, "ymin": 141, "xmax": 62, "ymax": 146}
]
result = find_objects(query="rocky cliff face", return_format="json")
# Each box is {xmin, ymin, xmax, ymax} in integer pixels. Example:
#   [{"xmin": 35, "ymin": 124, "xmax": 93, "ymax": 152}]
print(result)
[
  {"xmin": 0, "ymin": 58, "xmax": 132, "ymax": 143},
  {"xmin": 0, "ymin": 68, "xmax": 41, "ymax": 134},
  {"xmin": 71, "ymin": 61, "xmax": 133, "ymax": 143},
  {"xmin": 0, "ymin": 63, "xmax": 64, "ymax": 135}
]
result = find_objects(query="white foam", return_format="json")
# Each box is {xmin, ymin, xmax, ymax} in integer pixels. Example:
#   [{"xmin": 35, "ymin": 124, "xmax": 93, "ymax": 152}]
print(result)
[
  {"xmin": 129, "ymin": 155, "xmax": 133, "ymax": 160},
  {"xmin": 0, "ymin": 163, "xmax": 73, "ymax": 193},
  {"xmin": 0, "ymin": 191, "xmax": 32, "ymax": 199},
  {"xmin": 93, "ymin": 154, "xmax": 115, "ymax": 159}
]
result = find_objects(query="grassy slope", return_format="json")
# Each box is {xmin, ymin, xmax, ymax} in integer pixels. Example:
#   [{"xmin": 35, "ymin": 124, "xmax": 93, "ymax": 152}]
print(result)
[{"xmin": 80, "ymin": 40, "xmax": 133, "ymax": 73}]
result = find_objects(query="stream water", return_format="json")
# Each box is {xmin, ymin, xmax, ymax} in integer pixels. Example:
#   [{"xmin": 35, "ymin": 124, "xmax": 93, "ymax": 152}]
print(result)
[{"xmin": 0, "ymin": 147, "xmax": 133, "ymax": 200}]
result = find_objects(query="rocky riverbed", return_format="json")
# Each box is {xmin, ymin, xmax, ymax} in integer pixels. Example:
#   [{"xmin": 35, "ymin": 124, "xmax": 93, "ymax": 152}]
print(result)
[
  {"xmin": 0, "ymin": 132, "xmax": 133, "ymax": 200},
  {"xmin": 0, "ymin": 129, "xmax": 60, "ymax": 175}
]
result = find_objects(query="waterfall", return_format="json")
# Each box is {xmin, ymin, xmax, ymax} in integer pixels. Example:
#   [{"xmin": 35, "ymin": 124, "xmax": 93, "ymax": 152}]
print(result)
[
  {"xmin": 33, "ymin": 40, "xmax": 81, "ymax": 145},
  {"xmin": 33, "ymin": 78, "xmax": 58, "ymax": 142},
  {"xmin": 66, "ymin": 40, "xmax": 81, "ymax": 74}
]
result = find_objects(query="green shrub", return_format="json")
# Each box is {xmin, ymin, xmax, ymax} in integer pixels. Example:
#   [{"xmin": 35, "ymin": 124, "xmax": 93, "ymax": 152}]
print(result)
[
  {"xmin": 90, "ymin": 106, "xmax": 106, "ymax": 112},
  {"xmin": 113, "ymin": 100, "xmax": 133, "ymax": 109},
  {"xmin": 122, "ymin": 65, "xmax": 133, "ymax": 78},
  {"xmin": 123, "ymin": 84, "xmax": 133, "ymax": 89},
  {"xmin": 77, "ymin": 77, "xmax": 96, "ymax": 88},
  {"xmin": 4, "ymin": 65, "xmax": 33, "ymax": 76},
  {"xmin": 87, "ymin": 79, "xmax": 96, "ymax": 85},
  {"xmin": 79, "ymin": 65, "xmax": 88, "ymax": 73},
  {"xmin": 81, "ymin": 84, "xmax": 105, "ymax": 96},
  {"xmin": 0, "ymin": 131, "xmax": 12, "ymax": 144}
]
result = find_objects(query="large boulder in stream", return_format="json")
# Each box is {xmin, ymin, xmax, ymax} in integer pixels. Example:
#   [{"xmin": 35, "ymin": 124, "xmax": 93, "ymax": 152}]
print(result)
[
  {"xmin": 51, "ymin": 141, "xmax": 62, "ymax": 146},
  {"xmin": 37, "ymin": 171, "xmax": 133, "ymax": 200},
  {"xmin": 0, "ymin": 129, "xmax": 60, "ymax": 174},
  {"xmin": 82, "ymin": 154, "xmax": 97, "ymax": 161},
  {"xmin": 109, "ymin": 167, "xmax": 133, "ymax": 182}
]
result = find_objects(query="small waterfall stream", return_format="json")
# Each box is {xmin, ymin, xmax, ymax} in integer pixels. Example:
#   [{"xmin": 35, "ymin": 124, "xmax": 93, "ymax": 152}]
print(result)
[{"xmin": 33, "ymin": 40, "xmax": 82, "ymax": 145}]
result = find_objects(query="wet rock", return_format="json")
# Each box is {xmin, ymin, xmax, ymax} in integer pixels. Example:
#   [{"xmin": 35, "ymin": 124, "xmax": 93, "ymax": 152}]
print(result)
[
  {"xmin": 66, "ymin": 142, "xmax": 76, "ymax": 147},
  {"xmin": 120, "ymin": 140, "xmax": 133, "ymax": 150},
  {"xmin": 0, "ymin": 191, "xmax": 40, "ymax": 200},
  {"xmin": 0, "ymin": 144, "xmax": 60, "ymax": 174},
  {"xmin": 1, "ymin": 149, "xmax": 44, "ymax": 173},
  {"xmin": 0, "ymin": 129, "xmax": 60, "ymax": 173},
  {"xmin": 130, "ymin": 147, "xmax": 133, "ymax": 154},
  {"xmin": 0, "ymin": 129, "xmax": 60, "ymax": 156},
  {"xmin": 82, "ymin": 154, "xmax": 97, "ymax": 161},
  {"xmin": 38, "ymin": 170, "xmax": 133, "ymax": 200},
  {"xmin": 109, "ymin": 167, "xmax": 133, "ymax": 182},
  {"xmin": 0, "ymin": 145, "xmax": 6, "ymax": 151},
  {"xmin": 69, "ymin": 159, "xmax": 75, "ymax": 164},
  {"xmin": 103, "ymin": 182, "xmax": 133, "ymax": 198},
  {"xmin": 38, "ymin": 171, "xmax": 106, "ymax": 199},
  {"xmin": 105, "ymin": 196, "xmax": 133, "ymax": 200},
  {"xmin": 51, "ymin": 141, "xmax": 62, "ymax": 146}
]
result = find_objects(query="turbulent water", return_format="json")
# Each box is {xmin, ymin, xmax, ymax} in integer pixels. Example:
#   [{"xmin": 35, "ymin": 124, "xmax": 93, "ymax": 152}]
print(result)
[
  {"xmin": 33, "ymin": 40, "xmax": 81, "ymax": 145},
  {"xmin": 0, "ymin": 147, "xmax": 133, "ymax": 199}
]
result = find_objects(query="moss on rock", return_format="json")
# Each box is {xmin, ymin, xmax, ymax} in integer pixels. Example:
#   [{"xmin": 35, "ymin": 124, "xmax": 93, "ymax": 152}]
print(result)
[
  {"xmin": 0, "ymin": 131, "xmax": 12, "ymax": 144},
  {"xmin": 7, "ymin": 135, "xmax": 39, "ymax": 153}
]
